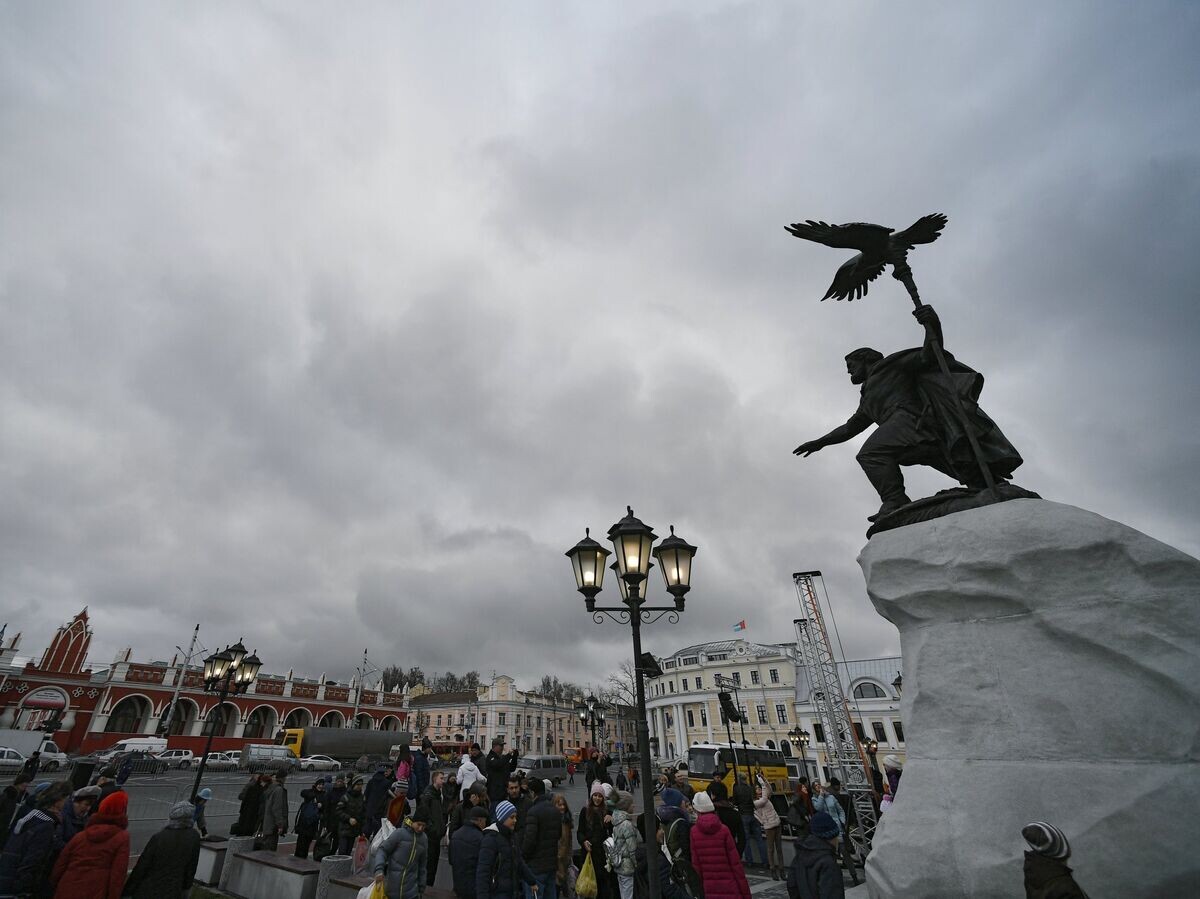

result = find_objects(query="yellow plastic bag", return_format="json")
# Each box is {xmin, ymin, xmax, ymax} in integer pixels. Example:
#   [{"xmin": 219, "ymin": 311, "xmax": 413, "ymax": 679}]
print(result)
[
  {"xmin": 576, "ymin": 853, "xmax": 598, "ymax": 899},
  {"xmin": 356, "ymin": 882, "xmax": 387, "ymax": 899}
]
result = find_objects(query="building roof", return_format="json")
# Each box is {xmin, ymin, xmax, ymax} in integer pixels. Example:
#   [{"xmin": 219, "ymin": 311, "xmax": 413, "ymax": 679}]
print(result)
[
  {"xmin": 661, "ymin": 639, "xmax": 794, "ymax": 660},
  {"xmin": 408, "ymin": 690, "xmax": 477, "ymax": 706}
]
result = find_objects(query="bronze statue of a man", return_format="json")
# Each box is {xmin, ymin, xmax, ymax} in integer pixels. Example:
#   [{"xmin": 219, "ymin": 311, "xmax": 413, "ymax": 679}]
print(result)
[{"xmin": 794, "ymin": 305, "xmax": 1023, "ymax": 521}]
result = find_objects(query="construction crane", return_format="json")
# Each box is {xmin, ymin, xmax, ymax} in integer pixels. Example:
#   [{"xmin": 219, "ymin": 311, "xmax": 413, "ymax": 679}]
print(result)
[{"xmin": 792, "ymin": 570, "xmax": 878, "ymax": 859}]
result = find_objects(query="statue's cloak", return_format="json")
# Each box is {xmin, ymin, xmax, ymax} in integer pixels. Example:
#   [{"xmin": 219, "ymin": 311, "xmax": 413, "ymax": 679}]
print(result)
[{"xmin": 874, "ymin": 347, "xmax": 1023, "ymax": 483}]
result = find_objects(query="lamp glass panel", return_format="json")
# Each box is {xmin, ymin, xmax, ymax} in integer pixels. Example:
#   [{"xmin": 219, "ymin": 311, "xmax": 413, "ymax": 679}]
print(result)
[
  {"xmin": 227, "ymin": 642, "xmax": 247, "ymax": 670},
  {"xmin": 211, "ymin": 651, "xmax": 233, "ymax": 681}
]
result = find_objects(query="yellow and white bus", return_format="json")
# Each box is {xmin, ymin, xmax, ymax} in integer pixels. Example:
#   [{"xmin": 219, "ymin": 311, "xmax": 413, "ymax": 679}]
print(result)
[{"xmin": 686, "ymin": 741, "xmax": 789, "ymax": 795}]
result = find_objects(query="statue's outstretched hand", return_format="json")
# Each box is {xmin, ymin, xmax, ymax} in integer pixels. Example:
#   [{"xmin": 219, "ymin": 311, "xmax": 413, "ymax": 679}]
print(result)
[
  {"xmin": 793, "ymin": 440, "xmax": 822, "ymax": 457},
  {"xmin": 913, "ymin": 304, "xmax": 940, "ymax": 328}
]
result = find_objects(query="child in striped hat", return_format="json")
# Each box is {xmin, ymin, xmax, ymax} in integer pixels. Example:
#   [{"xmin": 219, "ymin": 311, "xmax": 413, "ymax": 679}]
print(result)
[{"xmin": 1021, "ymin": 822, "xmax": 1090, "ymax": 898}]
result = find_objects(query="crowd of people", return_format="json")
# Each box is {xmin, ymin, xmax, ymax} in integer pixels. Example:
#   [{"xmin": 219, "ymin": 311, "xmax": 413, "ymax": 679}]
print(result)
[
  {"xmin": 0, "ymin": 735, "xmax": 1090, "ymax": 899},
  {"xmin": 0, "ymin": 765, "xmax": 201, "ymax": 899}
]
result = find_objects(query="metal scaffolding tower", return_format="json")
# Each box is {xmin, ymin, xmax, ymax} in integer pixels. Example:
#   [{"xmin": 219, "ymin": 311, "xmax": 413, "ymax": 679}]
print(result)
[{"xmin": 792, "ymin": 570, "xmax": 878, "ymax": 859}]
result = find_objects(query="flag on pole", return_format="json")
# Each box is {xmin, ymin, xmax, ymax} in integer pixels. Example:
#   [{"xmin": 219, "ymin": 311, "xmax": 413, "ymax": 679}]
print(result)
[{"xmin": 732, "ymin": 620, "xmax": 747, "ymax": 632}]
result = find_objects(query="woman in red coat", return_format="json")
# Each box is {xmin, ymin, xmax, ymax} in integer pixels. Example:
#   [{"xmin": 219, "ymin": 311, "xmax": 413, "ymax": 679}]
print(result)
[
  {"xmin": 689, "ymin": 791, "xmax": 751, "ymax": 899},
  {"xmin": 51, "ymin": 790, "xmax": 130, "ymax": 899}
]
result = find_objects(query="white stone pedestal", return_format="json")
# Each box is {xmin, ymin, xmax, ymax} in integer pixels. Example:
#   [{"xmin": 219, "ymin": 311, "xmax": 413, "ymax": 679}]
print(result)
[{"xmin": 858, "ymin": 499, "xmax": 1200, "ymax": 898}]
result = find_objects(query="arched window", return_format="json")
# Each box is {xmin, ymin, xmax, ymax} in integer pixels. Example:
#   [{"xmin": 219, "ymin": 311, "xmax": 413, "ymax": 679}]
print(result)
[
  {"xmin": 167, "ymin": 699, "xmax": 198, "ymax": 736},
  {"xmin": 765, "ymin": 740, "xmax": 776, "ymax": 750},
  {"xmin": 319, "ymin": 710, "xmax": 345, "ymax": 728},
  {"xmin": 105, "ymin": 696, "xmax": 149, "ymax": 734},
  {"xmin": 781, "ymin": 741, "xmax": 792, "ymax": 757},
  {"xmin": 244, "ymin": 706, "xmax": 278, "ymax": 739},
  {"xmin": 202, "ymin": 703, "xmax": 238, "ymax": 737},
  {"xmin": 355, "ymin": 713, "xmax": 373, "ymax": 731},
  {"xmin": 284, "ymin": 708, "xmax": 312, "ymax": 729},
  {"xmin": 853, "ymin": 682, "xmax": 887, "ymax": 699}
]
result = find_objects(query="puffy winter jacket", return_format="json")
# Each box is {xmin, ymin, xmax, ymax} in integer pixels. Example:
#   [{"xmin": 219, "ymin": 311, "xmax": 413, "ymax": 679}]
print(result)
[
  {"xmin": 373, "ymin": 821, "xmax": 428, "ymax": 899},
  {"xmin": 338, "ymin": 788, "xmax": 367, "ymax": 838},
  {"xmin": 753, "ymin": 781, "xmax": 780, "ymax": 830},
  {"xmin": 657, "ymin": 804, "xmax": 691, "ymax": 863},
  {"xmin": 810, "ymin": 794, "xmax": 844, "ymax": 831},
  {"xmin": 609, "ymin": 810, "xmax": 641, "ymax": 876},
  {"xmin": 520, "ymin": 794, "xmax": 560, "ymax": 874},
  {"xmin": 689, "ymin": 812, "xmax": 751, "ymax": 899},
  {"xmin": 0, "ymin": 807, "xmax": 63, "ymax": 898},
  {"xmin": 786, "ymin": 833, "xmax": 844, "ymax": 899},
  {"xmin": 123, "ymin": 822, "xmax": 202, "ymax": 899},
  {"xmin": 457, "ymin": 755, "xmax": 485, "ymax": 798},
  {"xmin": 50, "ymin": 811, "xmax": 130, "ymax": 899},
  {"xmin": 365, "ymin": 772, "xmax": 391, "ymax": 819},
  {"xmin": 450, "ymin": 822, "xmax": 485, "ymax": 898},
  {"xmin": 477, "ymin": 823, "xmax": 535, "ymax": 899}
]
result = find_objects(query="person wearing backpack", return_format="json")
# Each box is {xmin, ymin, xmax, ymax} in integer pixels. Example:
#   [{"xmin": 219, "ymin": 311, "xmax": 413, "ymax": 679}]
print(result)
[
  {"xmin": 658, "ymin": 789, "xmax": 703, "ymax": 899},
  {"xmin": 294, "ymin": 778, "xmax": 326, "ymax": 860}
]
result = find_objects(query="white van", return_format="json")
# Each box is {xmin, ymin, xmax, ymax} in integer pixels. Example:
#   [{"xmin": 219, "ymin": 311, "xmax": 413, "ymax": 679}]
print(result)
[
  {"xmin": 94, "ymin": 737, "xmax": 168, "ymax": 763},
  {"xmin": 242, "ymin": 744, "xmax": 298, "ymax": 773},
  {"xmin": 517, "ymin": 754, "xmax": 568, "ymax": 787}
]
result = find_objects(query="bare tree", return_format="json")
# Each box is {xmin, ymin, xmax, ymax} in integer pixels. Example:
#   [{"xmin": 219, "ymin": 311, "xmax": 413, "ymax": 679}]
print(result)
[{"xmin": 600, "ymin": 660, "xmax": 638, "ymax": 709}]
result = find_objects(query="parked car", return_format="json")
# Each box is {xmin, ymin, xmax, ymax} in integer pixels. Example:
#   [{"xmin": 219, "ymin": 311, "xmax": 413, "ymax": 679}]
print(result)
[
  {"xmin": 203, "ymin": 752, "xmax": 238, "ymax": 771},
  {"xmin": 299, "ymin": 754, "xmax": 341, "ymax": 772},
  {"xmin": 0, "ymin": 747, "xmax": 28, "ymax": 774},
  {"xmin": 93, "ymin": 737, "xmax": 168, "ymax": 763},
  {"xmin": 226, "ymin": 750, "xmax": 242, "ymax": 766},
  {"xmin": 122, "ymin": 750, "xmax": 170, "ymax": 776},
  {"xmin": 155, "ymin": 749, "xmax": 196, "ymax": 769}
]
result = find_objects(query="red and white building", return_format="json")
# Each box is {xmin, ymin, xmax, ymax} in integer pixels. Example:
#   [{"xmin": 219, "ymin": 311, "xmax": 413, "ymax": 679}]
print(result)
[{"xmin": 0, "ymin": 610, "xmax": 407, "ymax": 756}]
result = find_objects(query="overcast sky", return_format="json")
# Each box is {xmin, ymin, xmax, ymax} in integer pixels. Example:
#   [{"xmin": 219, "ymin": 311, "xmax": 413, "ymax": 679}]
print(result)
[{"xmin": 2, "ymin": 3, "xmax": 1197, "ymax": 691}]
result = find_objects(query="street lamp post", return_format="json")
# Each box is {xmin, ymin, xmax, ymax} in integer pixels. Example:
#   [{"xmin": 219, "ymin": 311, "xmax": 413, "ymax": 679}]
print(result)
[
  {"xmin": 892, "ymin": 672, "xmax": 903, "ymax": 696},
  {"xmin": 566, "ymin": 508, "xmax": 697, "ymax": 899},
  {"xmin": 577, "ymin": 694, "xmax": 605, "ymax": 754},
  {"xmin": 788, "ymin": 727, "xmax": 811, "ymax": 779},
  {"xmin": 864, "ymin": 737, "xmax": 883, "ymax": 803},
  {"xmin": 192, "ymin": 641, "xmax": 262, "ymax": 803}
]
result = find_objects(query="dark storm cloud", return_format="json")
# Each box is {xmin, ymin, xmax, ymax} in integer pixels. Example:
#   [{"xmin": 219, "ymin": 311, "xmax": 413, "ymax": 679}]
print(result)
[{"xmin": 2, "ymin": 3, "xmax": 1197, "ymax": 686}]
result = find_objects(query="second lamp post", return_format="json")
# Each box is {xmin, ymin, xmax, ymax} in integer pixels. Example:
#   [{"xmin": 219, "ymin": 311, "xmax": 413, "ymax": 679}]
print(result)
[
  {"xmin": 567, "ymin": 506, "xmax": 697, "ymax": 899},
  {"xmin": 577, "ymin": 694, "xmax": 605, "ymax": 753},
  {"xmin": 192, "ymin": 641, "xmax": 262, "ymax": 803}
]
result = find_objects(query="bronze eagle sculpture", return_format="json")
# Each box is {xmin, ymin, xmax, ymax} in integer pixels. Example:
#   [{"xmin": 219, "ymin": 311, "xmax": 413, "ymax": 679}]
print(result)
[{"xmin": 785, "ymin": 213, "xmax": 948, "ymax": 301}]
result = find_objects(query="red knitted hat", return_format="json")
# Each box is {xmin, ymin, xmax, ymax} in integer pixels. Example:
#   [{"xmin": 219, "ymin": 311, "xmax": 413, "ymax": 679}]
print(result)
[{"xmin": 99, "ymin": 791, "xmax": 128, "ymax": 816}]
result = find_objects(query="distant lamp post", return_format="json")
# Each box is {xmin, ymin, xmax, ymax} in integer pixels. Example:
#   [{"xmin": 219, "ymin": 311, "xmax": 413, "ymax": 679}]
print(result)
[
  {"xmin": 892, "ymin": 672, "xmax": 903, "ymax": 695},
  {"xmin": 864, "ymin": 737, "xmax": 883, "ymax": 799},
  {"xmin": 577, "ymin": 694, "xmax": 605, "ymax": 751},
  {"xmin": 789, "ymin": 727, "xmax": 811, "ymax": 777},
  {"xmin": 192, "ymin": 640, "xmax": 261, "ymax": 802},
  {"xmin": 566, "ymin": 507, "xmax": 698, "ymax": 899}
]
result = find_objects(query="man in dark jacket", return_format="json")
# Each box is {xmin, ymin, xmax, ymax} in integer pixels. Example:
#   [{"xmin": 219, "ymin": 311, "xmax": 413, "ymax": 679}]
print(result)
[
  {"xmin": 450, "ymin": 783, "xmax": 490, "ymax": 842},
  {"xmin": 786, "ymin": 811, "xmax": 844, "ymax": 899},
  {"xmin": 0, "ymin": 773, "xmax": 33, "ymax": 849},
  {"xmin": 294, "ymin": 778, "xmax": 326, "ymax": 859},
  {"xmin": 364, "ymin": 765, "xmax": 391, "ymax": 838},
  {"xmin": 411, "ymin": 737, "xmax": 433, "ymax": 798},
  {"xmin": 323, "ymin": 774, "xmax": 347, "ymax": 849},
  {"xmin": 95, "ymin": 767, "xmax": 121, "ymax": 803},
  {"xmin": 20, "ymin": 752, "xmax": 41, "ymax": 780},
  {"xmin": 485, "ymin": 738, "xmax": 519, "ymax": 803},
  {"xmin": 706, "ymin": 781, "xmax": 746, "ymax": 855},
  {"xmin": 123, "ymin": 800, "xmax": 202, "ymax": 899},
  {"xmin": 59, "ymin": 785, "xmax": 99, "ymax": 844},
  {"xmin": 418, "ymin": 771, "xmax": 448, "ymax": 886},
  {"xmin": 451, "ymin": 805, "xmax": 488, "ymax": 898},
  {"xmin": 505, "ymin": 776, "xmax": 532, "ymax": 847},
  {"xmin": 521, "ymin": 778, "xmax": 560, "ymax": 899},
  {"xmin": 0, "ymin": 780, "xmax": 71, "ymax": 899},
  {"xmin": 232, "ymin": 773, "xmax": 267, "ymax": 837},
  {"xmin": 477, "ymin": 800, "xmax": 537, "ymax": 899},
  {"xmin": 338, "ymin": 777, "xmax": 367, "ymax": 855},
  {"xmin": 656, "ymin": 789, "xmax": 691, "ymax": 864}
]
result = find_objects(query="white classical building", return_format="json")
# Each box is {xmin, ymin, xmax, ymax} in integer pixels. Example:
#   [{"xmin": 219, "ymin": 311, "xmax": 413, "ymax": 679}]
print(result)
[{"xmin": 644, "ymin": 639, "xmax": 904, "ymax": 782}]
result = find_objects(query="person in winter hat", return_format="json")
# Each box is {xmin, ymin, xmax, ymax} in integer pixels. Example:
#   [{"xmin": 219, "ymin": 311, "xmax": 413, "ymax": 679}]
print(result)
[
  {"xmin": 338, "ymin": 776, "xmax": 368, "ymax": 854},
  {"xmin": 193, "ymin": 787, "xmax": 212, "ymax": 837},
  {"xmin": 609, "ymin": 791, "xmax": 642, "ymax": 899},
  {"xmin": 259, "ymin": 770, "xmax": 290, "ymax": 852},
  {"xmin": 1021, "ymin": 822, "xmax": 1090, "ymax": 899},
  {"xmin": 0, "ymin": 780, "xmax": 72, "ymax": 899},
  {"xmin": 689, "ymin": 790, "xmax": 751, "ymax": 899},
  {"xmin": 657, "ymin": 787, "xmax": 692, "ymax": 864},
  {"xmin": 0, "ymin": 773, "xmax": 34, "ymax": 850},
  {"xmin": 451, "ymin": 805, "xmax": 490, "ymax": 899},
  {"xmin": 388, "ymin": 778, "xmax": 412, "ymax": 826},
  {"xmin": 477, "ymin": 800, "xmax": 537, "ymax": 899},
  {"xmin": 810, "ymin": 783, "xmax": 856, "ymax": 886},
  {"xmin": 786, "ymin": 811, "xmax": 844, "ymax": 899},
  {"xmin": 577, "ymin": 781, "xmax": 615, "ymax": 899},
  {"xmin": 520, "ymin": 776, "xmax": 561, "ymax": 899},
  {"xmin": 60, "ymin": 785, "xmax": 100, "ymax": 844},
  {"xmin": 373, "ymin": 807, "xmax": 429, "ymax": 899},
  {"xmin": 50, "ymin": 789, "xmax": 130, "ymax": 899},
  {"xmin": 123, "ymin": 801, "xmax": 202, "ymax": 899}
]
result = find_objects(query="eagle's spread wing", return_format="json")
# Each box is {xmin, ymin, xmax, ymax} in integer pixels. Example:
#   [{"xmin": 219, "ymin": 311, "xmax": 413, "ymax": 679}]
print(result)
[
  {"xmin": 785, "ymin": 220, "xmax": 891, "ymax": 251},
  {"xmin": 824, "ymin": 253, "xmax": 886, "ymax": 301},
  {"xmin": 892, "ymin": 213, "xmax": 948, "ymax": 250}
]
